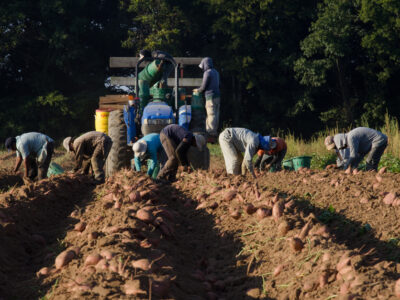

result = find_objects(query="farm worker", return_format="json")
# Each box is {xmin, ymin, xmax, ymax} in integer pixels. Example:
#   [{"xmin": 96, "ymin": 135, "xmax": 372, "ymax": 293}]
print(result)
[
  {"xmin": 5, "ymin": 132, "xmax": 54, "ymax": 181},
  {"xmin": 254, "ymin": 137, "xmax": 287, "ymax": 171},
  {"xmin": 218, "ymin": 128, "xmax": 273, "ymax": 178},
  {"xmin": 63, "ymin": 131, "xmax": 112, "ymax": 184},
  {"xmin": 157, "ymin": 124, "xmax": 206, "ymax": 182},
  {"xmin": 324, "ymin": 127, "xmax": 388, "ymax": 171},
  {"xmin": 132, "ymin": 133, "xmax": 167, "ymax": 178},
  {"xmin": 193, "ymin": 57, "xmax": 220, "ymax": 141},
  {"xmin": 335, "ymin": 148, "xmax": 351, "ymax": 169},
  {"xmin": 139, "ymin": 49, "xmax": 174, "ymax": 88}
]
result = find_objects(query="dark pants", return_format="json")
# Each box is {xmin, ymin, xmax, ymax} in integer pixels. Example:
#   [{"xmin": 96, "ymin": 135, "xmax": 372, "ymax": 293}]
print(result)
[
  {"xmin": 27, "ymin": 142, "xmax": 54, "ymax": 181},
  {"xmin": 157, "ymin": 132, "xmax": 178, "ymax": 181},
  {"xmin": 257, "ymin": 149, "xmax": 287, "ymax": 171},
  {"xmin": 365, "ymin": 141, "xmax": 388, "ymax": 171}
]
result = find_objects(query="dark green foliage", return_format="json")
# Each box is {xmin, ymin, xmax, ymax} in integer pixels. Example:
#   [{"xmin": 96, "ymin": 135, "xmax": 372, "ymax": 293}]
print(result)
[{"xmin": 1, "ymin": 0, "xmax": 400, "ymax": 143}]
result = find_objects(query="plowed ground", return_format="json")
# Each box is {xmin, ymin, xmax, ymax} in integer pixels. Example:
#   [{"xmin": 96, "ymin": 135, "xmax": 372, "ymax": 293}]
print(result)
[{"xmin": 1, "ymin": 157, "xmax": 400, "ymax": 299}]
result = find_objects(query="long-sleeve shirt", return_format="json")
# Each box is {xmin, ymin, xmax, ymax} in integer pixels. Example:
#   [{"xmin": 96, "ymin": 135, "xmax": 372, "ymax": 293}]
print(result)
[
  {"xmin": 333, "ymin": 127, "xmax": 387, "ymax": 168},
  {"xmin": 16, "ymin": 132, "xmax": 54, "ymax": 159},
  {"xmin": 161, "ymin": 124, "xmax": 193, "ymax": 166},
  {"xmin": 134, "ymin": 133, "xmax": 161, "ymax": 176},
  {"xmin": 72, "ymin": 131, "xmax": 108, "ymax": 171},
  {"xmin": 197, "ymin": 57, "xmax": 220, "ymax": 98},
  {"xmin": 229, "ymin": 128, "xmax": 260, "ymax": 174}
]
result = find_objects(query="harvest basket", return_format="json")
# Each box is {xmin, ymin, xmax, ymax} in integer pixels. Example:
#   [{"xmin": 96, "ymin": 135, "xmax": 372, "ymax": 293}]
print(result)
[
  {"xmin": 283, "ymin": 159, "xmax": 294, "ymax": 171},
  {"xmin": 292, "ymin": 156, "xmax": 312, "ymax": 170}
]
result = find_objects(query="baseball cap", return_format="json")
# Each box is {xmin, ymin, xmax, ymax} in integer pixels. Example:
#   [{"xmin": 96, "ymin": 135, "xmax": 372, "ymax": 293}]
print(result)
[
  {"xmin": 324, "ymin": 136, "xmax": 335, "ymax": 150},
  {"xmin": 5, "ymin": 137, "xmax": 16, "ymax": 152},
  {"xmin": 63, "ymin": 137, "xmax": 72, "ymax": 152},
  {"xmin": 133, "ymin": 140, "xmax": 147, "ymax": 158}
]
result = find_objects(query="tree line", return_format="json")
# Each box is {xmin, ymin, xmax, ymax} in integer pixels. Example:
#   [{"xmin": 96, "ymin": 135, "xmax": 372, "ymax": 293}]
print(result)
[{"xmin": 1, "ymin": 0, "xmax": 399, "ymax": 141}]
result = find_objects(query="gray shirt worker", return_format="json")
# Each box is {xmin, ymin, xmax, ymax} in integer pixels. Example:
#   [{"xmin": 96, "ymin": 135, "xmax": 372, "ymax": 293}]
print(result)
[
  {"xmin": 219, "ymin": 127, "xmax": 260, "ymax": 175},
  {"xmin": 333, "ymin": 127, "xmax": 388, "ymax": 170}
]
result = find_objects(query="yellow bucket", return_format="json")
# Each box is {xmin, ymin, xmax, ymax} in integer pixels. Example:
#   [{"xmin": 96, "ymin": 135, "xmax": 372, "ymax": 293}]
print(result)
[{"xmin": 95, "ymin": 109, "xmax": 110, "ymax": 134}]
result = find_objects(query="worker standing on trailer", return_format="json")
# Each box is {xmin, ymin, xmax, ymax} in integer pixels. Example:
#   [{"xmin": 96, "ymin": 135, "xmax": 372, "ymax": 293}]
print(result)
[
  {"xmin": 139, "ymin": 49, "xmax": 174, "ymax": 88},
  {"xmin": 324, "ymin": 127, "xmax": 388, "ymax": 171},
  {"xmin": 5, "ymin": 132, "xmax": 54, "ymax": 181},
  {"xmin": 194, "ymin": 57, "xmax": 220, "ymax": 142},
  {"xmin": 63, "ymin": 131, "xmax": 112, "ymax": 184},
  {"xmin": 254, "ymin": 137, "xmax": 287, "ymax": 172},
  {"xmin": 218, "ymin": 128, "xmax": 273, "ymax": 178},
  {"xmin": 132, "ymin": 133, "xmax": 166, "ymax": 178},
  {"xmin": 157, "ymin": 124, "xmax": 206, "ymax": 182}
]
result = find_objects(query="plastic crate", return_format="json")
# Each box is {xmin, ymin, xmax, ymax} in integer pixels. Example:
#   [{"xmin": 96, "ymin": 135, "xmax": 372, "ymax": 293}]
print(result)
[{"xmin": 292, "ymin": 156, "xmax": 312, "ymax": 170}]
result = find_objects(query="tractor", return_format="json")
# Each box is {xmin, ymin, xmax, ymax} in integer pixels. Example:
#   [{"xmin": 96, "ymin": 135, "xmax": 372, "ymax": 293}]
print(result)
[{"xmin": 97, "ymin": 54, "xmax": 210, "ymax": 177}]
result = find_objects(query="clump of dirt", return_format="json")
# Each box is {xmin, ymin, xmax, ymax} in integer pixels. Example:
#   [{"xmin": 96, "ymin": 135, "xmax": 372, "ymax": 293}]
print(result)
[
  {"xmin": 0, "ymin": 169, "xmax": 23, "ymax": 191},
  {"xmin": 0, "ymin": 173, "xmax": 94, "ymax": 299}
]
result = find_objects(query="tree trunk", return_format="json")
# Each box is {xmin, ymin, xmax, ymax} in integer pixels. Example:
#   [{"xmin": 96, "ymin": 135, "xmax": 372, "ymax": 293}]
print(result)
[{"xmin": 335, "ymin": 58, "xmax": 353, "ymax": 124}]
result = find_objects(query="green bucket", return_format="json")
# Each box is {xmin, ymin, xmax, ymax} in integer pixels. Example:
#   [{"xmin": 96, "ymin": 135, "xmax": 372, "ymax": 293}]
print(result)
[
  {"xmin": 283, "ymin": 159, "xmax": 294, "ymax": 171},
  {"xmin": 292, "ymin": 156, "xmax": 312, "ymax": 171},
  {"xmin": 47, "ymin": 162, "xmax": 64, "ymax": 177},
  {"xmin": 191, "ymin": 91, "xmax": 204, "ymax": 110}
]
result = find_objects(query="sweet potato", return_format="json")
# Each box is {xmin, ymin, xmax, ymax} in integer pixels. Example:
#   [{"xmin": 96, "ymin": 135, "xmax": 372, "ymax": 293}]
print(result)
[
  {"xmin": 84, "ymin": 253, "xmax": 102, "ymax": 266},
  {"xmin": 55, "ymin": 250, "xmax": 76, "ymax": 269},
  {"xmin": 131, "ymin": 258, "xmax": 151, "ymax": 271}
]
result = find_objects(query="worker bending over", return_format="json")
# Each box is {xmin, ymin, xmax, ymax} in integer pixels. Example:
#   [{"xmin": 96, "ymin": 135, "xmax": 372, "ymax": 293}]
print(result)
[
  {"xmin": 194, "ymin": 57, "xmax": 220, "ymax": 142},
  {"xmin": 63, "ymin": 131, "xmax": 112, "ymax": 184},
  {"xmin": 255, "ymin": 137, "xmax": 287, "ymax": 171},
  {"xmin": 132, "ymin": 133, "xmax": 166, "ymax": 178},
  {"xmin": 325, "ymin": 127, "xmax": 387, "ymax": 171},
  {"xmin": 219, "ymin": 128, "xmax": 273, "ymax": 178},
  {"xmin": 5, "ymin": 132, "xmax": 54, "ymax": 181},
  {"xmin": 157, "ymin": 124, "xmax": 206, "ymax": 182}
]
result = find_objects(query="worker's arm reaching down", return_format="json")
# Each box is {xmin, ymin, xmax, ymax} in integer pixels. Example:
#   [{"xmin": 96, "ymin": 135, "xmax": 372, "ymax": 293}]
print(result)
[
  {"xmin": 175, "ymin": 138, "xmax": 191, "ymax": 167},
  {"xmin": 242, "ymin": 137, "xmax": 259, "ymax": 178}
]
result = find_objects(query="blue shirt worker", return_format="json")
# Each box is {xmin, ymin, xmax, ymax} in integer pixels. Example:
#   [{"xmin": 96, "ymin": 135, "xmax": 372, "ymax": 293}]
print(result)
[
  {"xmin": 218, "ymin": 128, "xmax": 273, "ymax": 178},
  {"xmin": 5, "ymin": 132, "xmax": 54, "ymax": 181},
  {"xmin": 194, "ymin": 57, "xmax": 220, "ymax": 140},
  {"xmin": 132, "ymin": 133, "xmax": 166, "ymax": 178},
  {"xmin": 157, "ymin": 124, "xmax": 206, "ymax": 182},
  {"xmin": 325, "ymin": 127, "xmax": 388, "ymax": 171}
]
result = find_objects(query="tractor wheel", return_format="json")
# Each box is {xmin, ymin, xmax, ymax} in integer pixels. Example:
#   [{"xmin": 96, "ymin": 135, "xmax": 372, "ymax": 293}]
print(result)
[
  {"xmin": 187, "ymin": 145, "xmax": 210, "ymax": 171},
  {"xmin": 105, "ymin": 110, "xmax": 132, "ymax": 177}
]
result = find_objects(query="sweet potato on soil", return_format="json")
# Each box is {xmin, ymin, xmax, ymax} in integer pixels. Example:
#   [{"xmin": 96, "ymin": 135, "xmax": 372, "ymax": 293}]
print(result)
[
  {"xmin": 55, "ymin": 250, "xmax": 76, "ymax": 269},
  {"xmin": 131, "ymin": 258, "xmax": 151, "ymax": 271},
  {"xmin": 224, "ymin": 190, "xmax": 237, "ymax": 201},
  {"xmin": 84, "ymin": 253, "xmax": 102, "ymax": 266},
  {"xmin": 290, "ymin": 237, "xmax": 304, "ymax": 252},
  {"xmin": 74, "ymin": 221, "xmax": 87, "ymax": 232}
]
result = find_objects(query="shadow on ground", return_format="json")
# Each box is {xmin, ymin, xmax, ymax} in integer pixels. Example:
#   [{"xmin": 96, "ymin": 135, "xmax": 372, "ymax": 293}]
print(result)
[{"xmin": 0, "ymin": 175, "xmax": 95, "ymax": 299}]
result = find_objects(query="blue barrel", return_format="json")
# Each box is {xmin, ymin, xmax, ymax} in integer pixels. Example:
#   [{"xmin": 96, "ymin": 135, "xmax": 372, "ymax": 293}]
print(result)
[
  {"xmin": 179, "ymin": 105, "xmax": 192, "ymax": 130},
  {"xmin": 123, "ymin": 105, "xmax": 136, "ymax": 144}
]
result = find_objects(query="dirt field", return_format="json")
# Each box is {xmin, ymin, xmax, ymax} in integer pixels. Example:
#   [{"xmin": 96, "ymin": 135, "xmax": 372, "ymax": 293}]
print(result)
[{"xmin": 1, "ymin": 152, "xmax": 400, "ymax": 299}]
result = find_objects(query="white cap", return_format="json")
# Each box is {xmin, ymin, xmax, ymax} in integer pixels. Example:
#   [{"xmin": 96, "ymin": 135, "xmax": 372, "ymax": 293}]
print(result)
[
  {"xmin": 132, "ymin": 140, "xmax": 147, "ymax": 158},
  {"xmin": 194, "ymin": 134, "xmax": 206, "ymax": 151},
  {"xmin": 63, "ymin": 137, "xmax": 72, "ymax": 152}
]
